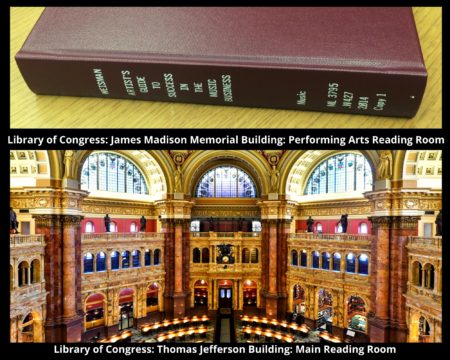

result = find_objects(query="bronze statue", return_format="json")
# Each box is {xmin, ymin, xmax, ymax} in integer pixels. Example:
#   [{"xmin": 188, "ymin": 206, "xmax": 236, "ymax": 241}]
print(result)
[
  {"xmin": 306, "ymin": 216, "xmax": 314, "ymax": 233},
  {"xmin": 435, "ymin": 209, "xmax": 442, "ymax": 236},
  {"xmin": 140, "ymin": 216, "xmax": 147, "ymax": 232},
  {"xmin": 10, "ymin": 207, "xmax": 19, "ymax": 233},
  {"xmin": 104, "ymin": 214, "xmax": 111, "ymax": 232},
  {"xmin": 337, "ymin": 214, "xmax": 348, "ymax": 233}
]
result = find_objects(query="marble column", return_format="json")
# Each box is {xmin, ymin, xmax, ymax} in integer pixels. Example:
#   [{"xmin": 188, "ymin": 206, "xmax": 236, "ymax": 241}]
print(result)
[{"xmin": 265, "ymin": 220, "xmax": 278, "ymax": 318}]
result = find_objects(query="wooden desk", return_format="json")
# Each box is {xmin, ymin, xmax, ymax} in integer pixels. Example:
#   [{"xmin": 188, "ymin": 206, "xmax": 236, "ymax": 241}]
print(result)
[{"xmin": 10, "ymin": 7, "xmax": 441, "ymax": 129}]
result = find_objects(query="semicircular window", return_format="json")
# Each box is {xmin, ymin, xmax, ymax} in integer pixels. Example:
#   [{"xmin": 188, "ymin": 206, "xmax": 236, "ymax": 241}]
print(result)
[
  {"xmin": 81, "ymin": 152, "xmax": 148, "ymax": 195},
  {"xmin": 304, "ymin": 153, "xmax": 372, "ymax": 195},
  {"xmin": 196, "ymin": 166, "xmax": 257, "ymax": 198}
]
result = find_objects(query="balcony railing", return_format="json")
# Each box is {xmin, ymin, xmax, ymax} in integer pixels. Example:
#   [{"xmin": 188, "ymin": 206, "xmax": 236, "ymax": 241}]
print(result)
[
  {"xmin": 408, "ymin": 236, "xmax": 442, "ymax": 248},
  {"xmin": 82, "ymin": 232, "xmax": 165, "ymax": 242},
  {"xmin": 10, "ymin": 234, "xmax": 45, "ymax": 246},
  {"xmin": 289, "ymin": 233, "xmax": 374, "ymax": 242},
  {"xmin": 190, "ymin": 231, "xmax": 261, "ymax": 239}
]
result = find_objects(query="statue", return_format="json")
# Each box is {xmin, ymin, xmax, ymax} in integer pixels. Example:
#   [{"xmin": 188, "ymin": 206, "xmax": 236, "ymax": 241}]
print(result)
[
  {"xmin": 377, "ymin": 150, "xmax": 393, "ymax": 180},
  {"xmin": 63, "ymin": 150, "xmax": 74, "ymax": 179},
  {"xmin": 306, "ymin": 216, "xmax": 314, "ymax": 233},
  {"xmin": 435, "ymin": 209, "xmax": 442, "ymax": 236},
  {"xmin": 10, "ymin": 207, "xmax": 19, "ymax": 233},
  {"xmin": 337, "ymin": 214, "xmax": 348, "ymax": 233},
  {"xmin": 140, "ymin": 215, "xmax": 147, "ymax": 232},
  {"xmin": 104, "ymin": 214, "xmax": 111, "ymax": 232},
  {"xmin": 269, "ymin": 165, "xmax": 280, "ymax": 192},
  {"xmin": 208, "ymin": 217, "xmax": 215, "ymax": 231},
  {"xmin": 237, "ymin": 217, "xmax": 244, "ymax": 231},
  {"xmin": 174, "ymin": 165, "xmax": 183, "ymax": 192}
]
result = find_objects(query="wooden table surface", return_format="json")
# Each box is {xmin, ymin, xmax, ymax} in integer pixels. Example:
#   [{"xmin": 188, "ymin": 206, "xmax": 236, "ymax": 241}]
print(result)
[{"xmin": 10, "ymin": 7, "xmax": 441, "ymax": 129}]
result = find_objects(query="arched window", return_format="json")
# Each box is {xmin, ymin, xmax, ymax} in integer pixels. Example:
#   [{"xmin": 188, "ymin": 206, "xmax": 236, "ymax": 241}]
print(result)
[
  {"xmin": 110, "ymin": 222, "xmax": 117, "ymax": 233},
  {"xmin": 121, "ymin": 251, "xmax": 130, "ymax": 269},
  {"xmin": 154, "ymin": 249, "xmax": 161, "ymax": 265},
  {"xmin": 85, "ymin": 293, "xmax": 105, "ymax": 329},
  {"xmin": 346, "ymin": 253, "xmax": 356, "ymax": 273},
  {"xmin": 305, "ymin": 153, "xmax": 372, "ymax": 195},
  {"xmin": 130, "ymin": 222, "xmax": 138, "ymax": 233},
  {"xmin": 145, "ymin": 249, "xmax": 152, "ymax": 266},
  {"xmin": 193, "ymin": 248, "xmax": 201, "ymax": 263},
  {"xmin": 202, "ymin": 248, "xmax": 210, "ymax": 263},
  {"xmin": 419, "ymin": 316, "xmax": 431, "ymax": 340},
  {"xmin": 312, "ymin": 251, "xmax": 320, "ymax": 269},
  {"xmin": 358, "ymin": 222, "xmax": 368, "ymax": 234},
  {"xmin": 96, "ymin": 252, "xmax": 106, "ymax": 272},
  {"xmin": 316, "ymin": 223, "xmax": 323, "ymax": 233},
  {"xmin": 412, "ymin": 262, "xmax": 423, "ymax": 286},
  {"xmin": 300, "ymin": 250, "xmax": 307, "ymax": 267},
  {"xmin": 111, "ymin": 251, "xmax": 120, "ymax": 270},
  {"xmin": 190, "ymin": 220, "xmax": 200, "ymax": 232},
  {"xmin": 81, "ymin": 152, "xmax": 148, "ymax": 195},
  {"xmin": 332, "ymin": 253, "xmax": 341, "ymax": 272},
  {"xmin": 85, "ymin": 221, "xmax": 95, "ymax": 233},
  {"xmin": 195, "ymin": 166, "xmax": 257, "ymax": 198},
  {"xmin": 358, "ymin": 254, "xmax": 369, "ymax": 275},
  {"xmin": 336, "ymin": 223, "xmax": 343, "ymax": 233},
  {"xmin": 83, "ymin": 253, "xmax": 94, "ymax": 273},
  {"xmin": 18, "ymin": 261, "xmax": 29, "ymax": 287},
  {"xmin": 30, "ymin": 259, "xmax": 40, "ymax": 283},
  {"xmin": 132, "ymin": 250, "xmax": 141, "ymax": 267},
  {"xmin": 252, "ymin": 221, "xmax": 262, "ymax": 232},
  {"xmin": 291, "ymin": 250, "xmax": 298, "ymax": 266},
  {"xmin": 242, "ymin": 248, "xmax": 250, "ymax": 263},
  {"xmin": 322, "ymin": 252, "xmax": 330, "ymax": 270},
  {"xmin": 251, "ymin": 248, "xmax": 259, "ymax": 263}
]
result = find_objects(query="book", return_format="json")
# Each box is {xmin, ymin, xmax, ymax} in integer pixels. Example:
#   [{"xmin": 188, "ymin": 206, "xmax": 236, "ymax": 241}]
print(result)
[{"xmin": 16, "ymin": 7, "xmax": 427, "ymax": 118}]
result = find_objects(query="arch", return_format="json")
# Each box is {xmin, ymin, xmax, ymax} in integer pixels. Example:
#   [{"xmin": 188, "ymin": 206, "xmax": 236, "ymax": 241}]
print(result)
[
  {"xmin": 292, "ymin": 284, "xmax": 305, "ymax": 314},
  {"xmin": 252, "ymin": 220, "xmax": 262, "ymax": 232},
  {"xmin": 132, "ymin": 250, "xmax": 141, "ymax": 267},
  {"xmin": 83, "ymin": 252, "xmax": 94, "ymax": 273},
  {"xmin": 347, "ymin": 296, "xmax": 367, "ymax": 333},
  {"xmin": 358, "ymin": 254, "xmax": 369, "ymax": 275},
  {"xmin": 412, "ymin": 261, "xmax": 422, "ymax": 286},
  {"xmin": 201, "ymin": 248, "xmax": 210, "ymax": 263},
  {"xmin": 312, "ymin": 251, "xmax": 319, "ymax": 269},
  {"xmin": 318, "ymin": 288, "xmax": 333, "ymax": 328},
  {"xmin": 154, "ymin": 249, "xmax": 161, "ymax": 265},
  {"xmin": 85, "ymin": 221, "xmax": 95, "ymax": 233},
  {"xmin": 144, "ymin": 249, "xmax": 152, "ymax": 266},
  {"xmin": 111, "ymin": 251, "xmax": 120, "ymax": 270},
  {"xmin": 30, "ymin": 259, "xmax": 41, "ymax": 283},
  {"xmin": 283, "ymin": 150, "xmax": 377, "ymax": 201},
  {"xmin": 242, "ymin": 248, "xmax": 250, "ymax": 264},
  {"xmin": 251, "ymin": 248, "xmax": 259, "ymax": 263},
  {"xmin": 109, "ymin": 221, "xmax": 117, "ymax": 233},
  {"xmin": 194, "ymin": 280, "xmax": 208, "ymax": 308},
  {"xmin": 402, "ymin": 150, "xmax": 442, "ymax": 188},
  {"xmin": 300, "ymin": 250, "xmax": 307, "ymax": 267},
  {"xmin": 409, "ymin": 312, "xmax": 432, "ymax": 343},
  {"xmin": 118, "ymin": 288, "xmax": 135, "ymax": 330},
  {"xmin": 146, "ymin": 283, "xmax": 160, "ymax": 313},
  {"xmin": 195, "ymin": 165, "xmax": 257, "ymax": 198},
  {"xmin": 21, "ymin": 312, "xmax": 43, "ymax": 343},
  {"xmin": 18, "ymin": 261, "xmax": 29, "ymax": 287},
  {"xmin": 85, "ymin": 293, "xmax": 106, "ymax": 330},
  {"xmin": 291, "ymin": 250, "xmax": 298, "ymax": 266},
  {"xmin": 243, "ymin": 280, "xmax": 257, "ymax": 308},
  {"xmin": 332, "ymin": 253, "xmax": 341, "ymax": 272},
  {"xmin": 346, "ymin": 253, "xmax": 356, "ymax": 273},
  {"xmin": 96, "ymin": 252, "xmax": 106, "ymax": 272},
  {"xmin": 321, "ymin": 252, "xmax": 330, "ymax": 270},
  {"xmin": 130, "ymin": 222, "xmax": 138, "ymax": 232},
  {"xmin": 182, "ymin": 150, "xmax": 270, "ymax": 196},
  {"xmin": 358, "ymin": 222, "xmax": 368, "ymax": 234},
  {"xmin": 121, "ymin": 250, "xmax": 131, "ymax": 269},
  {"xmin": 193, "ymin": 248, "xmax": 201, "ymax": 263},
  {"xmin": 76, "ymin": 150, "xmax": 169, "ymax": 200},
  {"xmin": 423, "ymin": 263, "xmax": 435, "ymax": 289},
  {"xmin": 316, "ymin": 223, "xmax": 323, "ymax": 233}
]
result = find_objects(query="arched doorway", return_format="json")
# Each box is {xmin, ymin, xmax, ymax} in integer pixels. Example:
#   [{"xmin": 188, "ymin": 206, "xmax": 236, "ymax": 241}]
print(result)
[
  {"xmin": 21, "ymin": 312, "xmax": 42, "ymax": 342},
  {"xmin": 118, "ymin": 288, "xmax": 134, "ymax": 330},
  {"xmin": 146, "ymin": 283, "xmax": 159, "ymax": 314},
  {"xmin": 346, "ymin": 296, "xmax": 367, "ymax": 333},
  {"xmin": 218, "ymin": 280, "xmax": 233, "ymax": 309},
  {"xmin": 293, "ymin": 284, "xmax": 305, "ymax": 316},
  {"xmin": 318, "ymin": 289, "xmax": 333, "ymax": 332},
  {"xmin": 243, "ymin": 280, "xmax": 257, "ymax": 308},
  {"xmin": 194, "ymin": 280, "xmax": 208, "ymax": 308},
  {"xmin": 85, "ymin": 293, "xmax": 106, "ymax": 330},
  {"xmin": 410, "ymin": 313, "xmax": 432, "ymax": 342}
]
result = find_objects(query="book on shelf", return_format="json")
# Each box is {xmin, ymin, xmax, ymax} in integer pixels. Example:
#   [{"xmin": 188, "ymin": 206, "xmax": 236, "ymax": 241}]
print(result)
[{"xmin": 16, "ymin": 7, "xmax": 427, "ymax": 118}]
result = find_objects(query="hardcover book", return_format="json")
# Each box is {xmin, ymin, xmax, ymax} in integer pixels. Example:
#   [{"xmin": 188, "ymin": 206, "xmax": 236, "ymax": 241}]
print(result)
[{"xmin": 16, "ymin": 7, "xmax": 427, "ymax": 118}]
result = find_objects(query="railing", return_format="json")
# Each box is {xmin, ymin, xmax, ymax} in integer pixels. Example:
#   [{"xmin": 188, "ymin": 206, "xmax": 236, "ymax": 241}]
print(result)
[
  {"xmin": 82, "ymin": 232, "xmax": 165, "ymax": 242},
  {"xmin": 408, "ymin": 236, "xmax": 442, "ymax": 248},
  {"xmin": 190, "ymin": 231, "xmax": 261, "ymax": 239},
  {"xmin": 289, "ymin": 233, "xmax": 374, "ymax": 241},
  {"xmin": 10, "ymin": 234, "xmax": 45, "ymax": 246}
]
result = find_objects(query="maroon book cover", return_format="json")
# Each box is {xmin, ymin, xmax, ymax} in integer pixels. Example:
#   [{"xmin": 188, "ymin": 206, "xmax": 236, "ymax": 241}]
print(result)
[{"xmin": 16, "ymin": 7, "xmax": 427, "ymax": 118}]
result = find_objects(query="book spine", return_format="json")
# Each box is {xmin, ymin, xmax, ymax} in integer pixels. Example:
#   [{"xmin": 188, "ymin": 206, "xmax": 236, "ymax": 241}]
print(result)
[{"xmin": 16, "ymin": 56, "xmax": 427, "ymax": 117}]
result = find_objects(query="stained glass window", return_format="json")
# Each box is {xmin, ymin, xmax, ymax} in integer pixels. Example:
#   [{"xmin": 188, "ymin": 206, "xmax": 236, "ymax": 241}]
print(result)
[
  {"xmin": 81, "ymin": 152, "xmax": 148, "ymax": 195},
  {"xmin": 305, "ymin": 154, "xmax": 372, "ymax": 195},
  {"xmin": 195, "ymin": 166, "xmax": 256, "ymax": 198}
]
